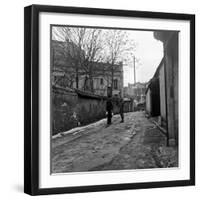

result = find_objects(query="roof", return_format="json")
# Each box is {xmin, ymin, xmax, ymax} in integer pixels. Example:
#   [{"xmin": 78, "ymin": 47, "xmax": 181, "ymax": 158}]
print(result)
[
  {"xmin": 145, "ymin": 57, "xmax": 165, "ymax": 94},
  {"xmin": 146, "ymin": 57, "xmax": 164, "ymax": 86},
  {"xmin": 75, "ymin": 89, "xmax": 107, "ymax": 100}
]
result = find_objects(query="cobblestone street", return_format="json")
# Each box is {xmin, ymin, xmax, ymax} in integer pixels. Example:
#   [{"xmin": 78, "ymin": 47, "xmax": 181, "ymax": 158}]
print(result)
[{"xmin": 52, "ymin": 111, "xmax": 178, "ymax": 173}]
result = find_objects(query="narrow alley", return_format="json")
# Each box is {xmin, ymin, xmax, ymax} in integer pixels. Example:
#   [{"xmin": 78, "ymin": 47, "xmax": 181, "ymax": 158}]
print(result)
[{"xmin": 52, "ymin": 111, "xmax": 178, "ymax": 173}]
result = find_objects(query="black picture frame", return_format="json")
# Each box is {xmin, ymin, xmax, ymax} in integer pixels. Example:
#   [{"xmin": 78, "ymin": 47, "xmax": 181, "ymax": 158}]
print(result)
[{"xmin": 24, "ymin": 4, "xmax": 195, "ymax": 196}]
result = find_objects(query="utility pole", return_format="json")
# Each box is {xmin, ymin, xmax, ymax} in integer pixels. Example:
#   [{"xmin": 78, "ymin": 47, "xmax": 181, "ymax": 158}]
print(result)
[{"xmin": 133, "ymin": 55, "xmax": 136, "ymax": 84}]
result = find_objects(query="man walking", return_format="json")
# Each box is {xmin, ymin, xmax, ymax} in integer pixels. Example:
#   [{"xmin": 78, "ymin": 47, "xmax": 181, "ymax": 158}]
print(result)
[
  {"xmin": 106, "ymin": 96, "xmax": 113, "ymax": 125},
  {"xmin": 119, "ymin": 94, "xmax": 124, "ymax": 123}
]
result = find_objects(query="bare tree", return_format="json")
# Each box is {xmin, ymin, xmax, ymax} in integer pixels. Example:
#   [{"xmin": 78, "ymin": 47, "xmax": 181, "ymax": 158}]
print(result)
[
  {"xmin": 52, "ymin": 27, "xmax": 104, "ymax": 91},
  {"xmin": 102, "ymin": 30, "xmax": 136, "ymax": 94}
]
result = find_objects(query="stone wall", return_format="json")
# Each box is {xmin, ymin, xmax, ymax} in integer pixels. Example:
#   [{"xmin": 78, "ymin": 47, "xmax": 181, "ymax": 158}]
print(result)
[
  {"xmin": 52, "ymin": 87, "xmax": 79, "ymax": 135},
  {"xmin": 164, "ymin": 33, "xmax": 179, "ymax": 146},
  {"xmin": 52, "ymin": 86, "xmax": 133, "ymax": 135}
]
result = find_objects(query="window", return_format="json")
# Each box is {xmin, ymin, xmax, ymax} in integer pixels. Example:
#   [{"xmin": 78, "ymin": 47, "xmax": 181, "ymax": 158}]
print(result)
[{"xmin": 113, "ymin": 79, "xmax": 118, "ymax": 89}]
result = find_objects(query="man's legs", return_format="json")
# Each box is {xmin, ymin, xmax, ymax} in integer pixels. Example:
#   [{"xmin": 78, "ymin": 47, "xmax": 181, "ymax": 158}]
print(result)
[
  {"xmin": 107, "ymin": 111, "xmax": 112, "ymax": 125},
  {"xmin": 120, "ymin": 112, "xmax": 124, "ymax": 122}
]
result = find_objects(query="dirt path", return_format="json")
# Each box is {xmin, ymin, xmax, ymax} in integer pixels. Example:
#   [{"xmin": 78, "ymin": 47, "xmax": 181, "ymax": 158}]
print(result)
[{"xmin": 52, "ymin": 111, "xmax": 178, "ymax": 173}]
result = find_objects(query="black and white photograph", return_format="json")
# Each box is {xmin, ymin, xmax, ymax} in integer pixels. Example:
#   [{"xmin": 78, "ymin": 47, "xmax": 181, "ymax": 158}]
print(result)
[
  {"xmin": 23, "ymin": 4, "xmax": 195, "ymax": 195},
  {"xmin": 0, "ymin": 0, "xmax": 198, "ymax": 198},
  {"xmin": 50, "ymin": 25, "xmax": 179, "ymax": 174}
]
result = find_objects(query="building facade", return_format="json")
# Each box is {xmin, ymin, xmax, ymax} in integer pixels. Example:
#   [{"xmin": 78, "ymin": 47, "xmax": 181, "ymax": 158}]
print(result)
[
  {"xmin": 51, "ymin": 40, "xmax": 123, "ymax": 97},
  {"xmin": 146, "ymin": 31, "xmax": 179, "ymax": 146},
  {"xmin": 73, "ymin": 62, "xmax": 124, "ymax": 97},
  {"xmin": 146, "ymin": 58, "xmax": 166, "ymax": 123},
  {"xmin": 124, "ymin": 82, "xmax": 146, "ymax": 103}
]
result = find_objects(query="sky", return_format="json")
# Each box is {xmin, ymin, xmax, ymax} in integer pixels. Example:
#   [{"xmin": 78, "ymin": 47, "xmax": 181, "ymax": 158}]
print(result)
[{"xmin": 123, "ymin": 30, "xmax": 163, "ymax": 86}]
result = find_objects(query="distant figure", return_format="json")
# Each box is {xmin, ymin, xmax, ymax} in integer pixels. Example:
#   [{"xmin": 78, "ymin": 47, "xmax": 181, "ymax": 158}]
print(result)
[
  {"xmin": 119, "ymin": 95, "xmax": 124, "ymax": 123},
  {"xmin": 106, "ymin": 97, "xmax": 113, "ymax": 125}
]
